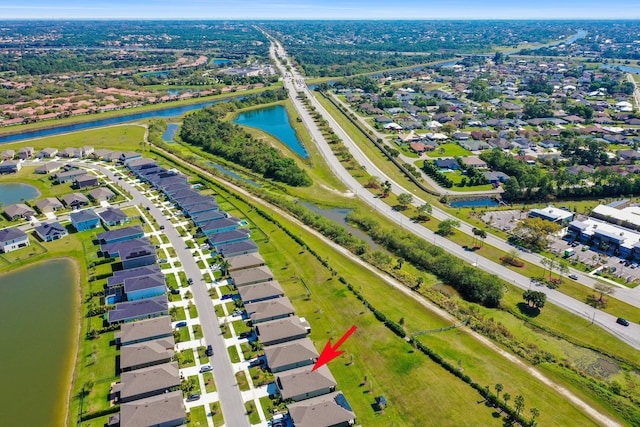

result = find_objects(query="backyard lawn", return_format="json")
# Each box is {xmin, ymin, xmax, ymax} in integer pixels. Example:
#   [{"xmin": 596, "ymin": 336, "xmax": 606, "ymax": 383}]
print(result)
[{"xmin": 426, "ymin": 143, "xmax": 472, "ymax": 157}]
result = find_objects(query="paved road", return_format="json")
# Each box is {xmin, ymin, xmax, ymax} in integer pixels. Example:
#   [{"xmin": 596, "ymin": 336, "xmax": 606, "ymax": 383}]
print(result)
[
  {"xmin": 87, "ymin": 163, "xmax": 251, "ymax": 427},
  {"xmin": 260, "ymin": 31, "xmax": 640, "ymax": 350}
]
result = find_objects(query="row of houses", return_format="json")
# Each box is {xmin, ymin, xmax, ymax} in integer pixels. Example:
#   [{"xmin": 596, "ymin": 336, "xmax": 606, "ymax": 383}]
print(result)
[
  {"xmin": 126, "ymin": 156, "xmax": 356, "ymax": 426},
  {"xmin": 108, "ymin": 316, "xmax": 186, "ymax": 427},
  {"xmin": 227, "ymin": 255, "xmax": 357, "ymax": 426}
]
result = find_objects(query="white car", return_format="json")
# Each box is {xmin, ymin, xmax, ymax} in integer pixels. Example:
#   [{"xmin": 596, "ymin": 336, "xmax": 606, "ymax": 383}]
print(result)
[
  {"xmin": 199, "ymin": 364, "xmax": 213, "ymax": 373},
  {"xmin": 568, "ymin": 274, "xmax": 578, "ymax": 280}
]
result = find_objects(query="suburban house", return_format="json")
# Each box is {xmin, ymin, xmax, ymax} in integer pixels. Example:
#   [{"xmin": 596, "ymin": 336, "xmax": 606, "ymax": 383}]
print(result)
[
  {"xmin": 123, "ymin": 274, "xmax": 166, "ymax": 302},
  {"xmin": 227, "ymin": 253, "xmax": 265, "ymax": 273},
  {"xmin": 245, "ymin": 297, "xmax": 295, "ymax": 324},
  {"xmin": 434, "ymin": 158, "xmax": 460, "ymax": 170},
  {"xmin": 288, "ymin": 392, "xmax": 356, "ymax": 427},
  {"xmin": 113, "ymin": 362, "xmax": 180, "ymax": 403},
  {"xmin": 118, "ymin": 391, "xmax": 186, "ymax": 427},
  {"xmin": 115, "ymin": 315, "xmax": 172, "ymax": 346},
  {"xmin": 3, "ymin": 203, "xmax": 36, "ymax": 220},
  {"xmin": 1, "ymin": 149, "xmax": 15, "ymax": 160},
  {"xmin": 216, "ymin": 240, "xmax": 259, "ymax": 258},
  {"xmin": 108, "ymin": 295, "xmax": 169, "ymax": 325},
  {"xmin": 34, "ymin": 221, "xmax": 68, "ymax": 242},
  {"xmin": 54, "ymin": 169, "xmax": 87, "ymax": 184},
  {"xmin": 101, "ymin": 238, "xmax": 157, "ymax": 269},
  {"xmin": 35, "ymin": 197, "xmax": 64, "ymax": 213},
  {"xmin": 73, "ymin": 174, "xmax": 99, "ymax": 189},
  {"xmin": 182, "ymin": 201, "xmax": 220, "ymax": 217},
  {"xmin": 264, "ymin": 338, "xmax": 319, "ymax": 373},
  {"xmin": 199, "ymin": 217, "xmax": 240, "ymax": 235},
  {"xmin": 483, "ymin": 171, "xmax": 511, "ymax": 184},
  {"xmin": 119, "ymin": 151, "xmax": 143, "ymax": 164},
  {"xmin": 126, "ymin": 157, "xmax": 157, "ymax": 171},
  {"xmin": 118, "ymin": 336, "xmax": 175, "ymax": 372},
  {"xmin": 0, "ymin": 228, "xmax": 30, "ymax": 253},
  {"xmin": 98, "ymin": 207, "xmax": 129, "ymax": 227},
  {"xmin": 108, "ymin": 264, "xmax": 162, "ymax": 286},
  {"xmin": 35, "ymin": 161, "xmax": 63, "ymax": 174},
  {"xmin": 0, "ymin": 160, "xmax": 21, "ymax": 174},
  {"xmin": 17, "ymin": 147, "xmax": 34, "ymax": 160},
  {"xmin": 70, "ymin": 209, "xmax": 101, "ymax": 232},
  {"xmin": 255, "ymin": 316, "xmax": 311, "ymax": 346},
  {"xmin": 191, "ymin": 210, "xmax": 227, "ymax": 226},
  {"xmin": 461, "ymin": 156, "xmax": 488, "ymax": 169},
  {"xmin": 275, "ymin": 365, "xmax": 337, "ymax": 402},
  {"xmin": 88, "ymin": 187, "xmax": 116, "ymax": 203},
  {"xmin": 61, "ymin": 192, "xmax": 89, "ymax": 209},
  {"xmin": 36, "ymin": 147, "xmax": 58, "ymax": 159},
  {"xmin": 207, "ymin": 229, "xmax": 250, "ymax": 247},
  {"xmin": 237, "ymin": 281, "xmax": 286, "ymax": 304},
  {"xmin": 230, "ymin": 266, "xmax": 274, "ymax": 287}
]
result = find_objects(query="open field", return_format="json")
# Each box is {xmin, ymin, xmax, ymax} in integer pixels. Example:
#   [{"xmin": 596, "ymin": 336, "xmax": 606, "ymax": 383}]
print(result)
[{"xmin": 426, "ymin": 143, "xmax": 473, "ymax": 157}]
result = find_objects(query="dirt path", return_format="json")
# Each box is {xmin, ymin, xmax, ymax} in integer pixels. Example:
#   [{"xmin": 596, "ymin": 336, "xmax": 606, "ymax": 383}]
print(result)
[{"xmin": 153, "ymin": 144, "xmax": 621, "ymax": 427}]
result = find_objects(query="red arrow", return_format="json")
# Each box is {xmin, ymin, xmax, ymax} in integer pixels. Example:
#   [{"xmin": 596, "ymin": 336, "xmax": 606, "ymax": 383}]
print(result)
[{"xmin": 312, "ymin": 325, "xmax": 357, "ymax": 371}]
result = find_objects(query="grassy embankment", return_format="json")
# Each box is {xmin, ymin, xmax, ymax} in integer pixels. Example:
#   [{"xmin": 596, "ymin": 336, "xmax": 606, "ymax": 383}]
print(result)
[{"xmin": 155, "ymin": 127, "xmax": 637, "ymax": 426}]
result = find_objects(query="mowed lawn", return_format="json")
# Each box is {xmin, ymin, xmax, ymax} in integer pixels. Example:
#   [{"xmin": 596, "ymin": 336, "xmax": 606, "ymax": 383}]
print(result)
[{"xmin": 426, "ymin": 143, "xmax": 472, "ymax": 157}]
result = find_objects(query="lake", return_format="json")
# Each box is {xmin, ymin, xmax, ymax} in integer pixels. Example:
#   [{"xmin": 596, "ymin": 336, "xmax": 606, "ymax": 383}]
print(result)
[
  {"xmin": 206, "ymin": 162, "xmax": 262, "ymax": 187},
  {"xmin": 0, "ymin": 182, "xmax": 41, "ymax": 205},
  {"xmin": 602, "ymin": 64, "xmax": 640, "ymax": 75},
  {"xmin": 0, "ymin": 258, "xmax": 78, "ymax": 427},
  {"xmin": 233, "ymin": 105, "xmax": 309, "ymax": 158}
]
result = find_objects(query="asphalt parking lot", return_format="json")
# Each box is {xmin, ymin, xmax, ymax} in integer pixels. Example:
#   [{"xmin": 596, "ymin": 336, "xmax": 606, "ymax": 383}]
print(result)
[{"xmin": 481, "ymin": 209, "xmax": 524, "ymax": 232}]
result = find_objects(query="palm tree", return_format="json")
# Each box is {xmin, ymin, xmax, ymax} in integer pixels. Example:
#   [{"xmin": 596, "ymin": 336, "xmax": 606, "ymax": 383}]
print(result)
[
  {"xmin": 219, "ymin": 259, "xmax": 231, "ymax": 277},
  {"xmin": 514, "ymin": 395, "xmax": 525, "ymax": 417},
  {"xmin": 495, "ymin": 383, "xmax": 503, "ymax": 401},
  {"xmin": 503, "ymin": 392, "xmax": 511, "ymax": 406},
  {"xmin": 530, "ymin": 408, "xmax": 540, "ymax": 423},
  {"xmin": 477, "ymin": 229, "xmax": 487, "ymax": 247},
  {"xmin": 557, "ymin": 261, "xmax": 569, "ymax": 282},
  {"xmin": 540, "ymin": 258, "xmax": 551, "ymax": 278},
  {"xmin": 396, "ymin": 257, "xmax": 404, "ymax": 270}
]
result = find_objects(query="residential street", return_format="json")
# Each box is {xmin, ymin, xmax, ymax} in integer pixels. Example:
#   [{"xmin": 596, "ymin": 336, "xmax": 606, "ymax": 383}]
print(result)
[
  {"xmin": 87, "ymin": 163, "xmax": 251, "ymax": 427},
  {"xmin": 262, "ymin": 31, "xmax": 640, "ymax": 350}
]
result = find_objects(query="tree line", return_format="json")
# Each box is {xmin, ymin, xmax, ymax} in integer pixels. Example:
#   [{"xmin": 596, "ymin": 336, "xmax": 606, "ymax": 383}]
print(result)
[{"xmin": 179, "ymin": 90, "xmax": 312, "ymax": 187}]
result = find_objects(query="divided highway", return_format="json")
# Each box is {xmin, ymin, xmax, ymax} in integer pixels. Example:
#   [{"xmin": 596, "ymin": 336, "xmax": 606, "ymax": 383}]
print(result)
[{"xmin": 261, "ymin": 30, "xmax": 640, "ymax": 350}]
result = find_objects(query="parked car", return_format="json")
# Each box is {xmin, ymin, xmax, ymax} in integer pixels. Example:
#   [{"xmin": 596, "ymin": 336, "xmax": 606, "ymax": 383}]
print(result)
[
  {"xmin": 199, "ymin": 364, "xmax": 213, "ymax": 372},
  {"xmin": 187, "ymin": 278, "xmax": 193, "ymax": 284},
  {"xmin": 186, "ymin": 394, "xmax": 201, "ymax": 402},
  {"xmin": 206, "ymin": 345, "xmax": 214, "ymax": 356},
  {"xmin": 170, "ymin": 288, "xmax": 180, "ymax": 295},
  {"xmin": 175, "ymin": 321, "xmax": 188, "ymax": 328},
  {"xmin": 568, "ymin": 274, "xmax": 579, "ymax": 280},
  {"xmin": 159, "ymin": 225, "xmax": 165, "ymax": 230},
  {"xmin": 239, "ymin": 331, "xmax": 253, "ymax": 339},
  {"xmin": 616, "ymin": 317, "xmax": 630, "ymax": 327},
  {"xmin": 221, "ymin": 294, "xmax": 234, "ymax": 300}
]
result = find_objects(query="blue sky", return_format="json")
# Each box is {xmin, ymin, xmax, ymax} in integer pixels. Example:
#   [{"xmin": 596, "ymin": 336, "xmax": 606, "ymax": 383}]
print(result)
[{"xmin": 2, "ymin": 0, "xmax": 640, "ymax": 19}]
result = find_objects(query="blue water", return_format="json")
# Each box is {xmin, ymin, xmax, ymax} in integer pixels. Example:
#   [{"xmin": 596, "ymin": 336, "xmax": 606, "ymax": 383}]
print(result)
[
  {"xmin": 450, "ymin": 199, "xmax": 499, "ymax": 208},
  {"xmin": 233, "ymin": 105, "xmax": 308, "ymax": 158},
  {"xmin": 206, "ymin": 162, "xmax": 262, "ymax": 187},
  {"xmin": 0, "ymin": 183, "xmax": 40, "ymax": 205},
  {"xmin": 162, "ymin": 123, "xmax": 179, "ymax": 143},
  {"xmin": 141, "ymin": 71, "xmax": 169, "ymax": 78},
  {"xmin": 212, "ymin": 59, "xmax": 231, "ymax": 65},
  {"xmin": 602, "ymin": 64, "xmax": 640, "ymax": 75},
  {"xmin": 0, "ymin": 98, "xmax": 233, "ymax": 145}
]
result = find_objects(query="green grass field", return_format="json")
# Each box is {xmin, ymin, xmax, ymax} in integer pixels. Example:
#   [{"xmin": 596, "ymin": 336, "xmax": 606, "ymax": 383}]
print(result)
[{"xmin": 426, "ymin": 143, "xmax": 473, "ymax": 157}]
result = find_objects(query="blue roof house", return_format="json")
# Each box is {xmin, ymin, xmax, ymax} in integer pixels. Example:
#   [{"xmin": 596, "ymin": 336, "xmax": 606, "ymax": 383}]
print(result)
[
  {"xmin": 183, "ymin": 201, "xmax": 220, "ymax": 217},
  {"xmin": 34, "ymin": 221, "xmax": 68, "ymax": 242},
  {"xmin": 207, "ymin": 229, "xmax": 250, "ymax": 247},
  {"xmin": 199, "ymin": 217, "xmax": 240, "ymax": 236},
  {"xmin": 124, "ymin": 274, "xmax": 166, "ymax": 301},
  {"xmin": 97, "ymin": 225, "xmax": 144, "ymax": 244},
  {"xmin": 191, "ymin": 210, "xmax": 227, "ymax": 226},
  {"xmin": 70, "ymin": 209, "xmax": 101, "ymax": 232}
]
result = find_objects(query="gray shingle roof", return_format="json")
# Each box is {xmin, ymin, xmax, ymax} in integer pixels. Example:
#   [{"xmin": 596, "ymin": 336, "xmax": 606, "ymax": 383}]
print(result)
[
  {"xmin": 115, "ymin": 316, "xmax": 172, "ymax": 345},
  {"xmin": 108, "ymin": 295, "xmax": 168, "ymax": 323},
  {"xmin": 264, "ymin": 338, "xmax": 319, "ymax": 371},
  {"xmin": 288, "ymin": 392, "xmax": 356, "ymax": 427},
  {"xmin": 237, "ymin": 281, "xmax": 285, "ymax": 303},
  {"xmin": 120, "ymin": 390, "xmax": 185, "ymax": 427},
  {"xmin": 114, "ymin": 362, "xmax": 180, "ymax": 401},
  {"xmin": 276, "ymin": 364, "xmax": 336, "ymax": 401},
  {"xmin": 97, "ymin": 225, "xmax": 143, "ymax": 243},
  {"xmin": 0, "ymin": 227, "xmax": 28, "ymax": 243}
]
